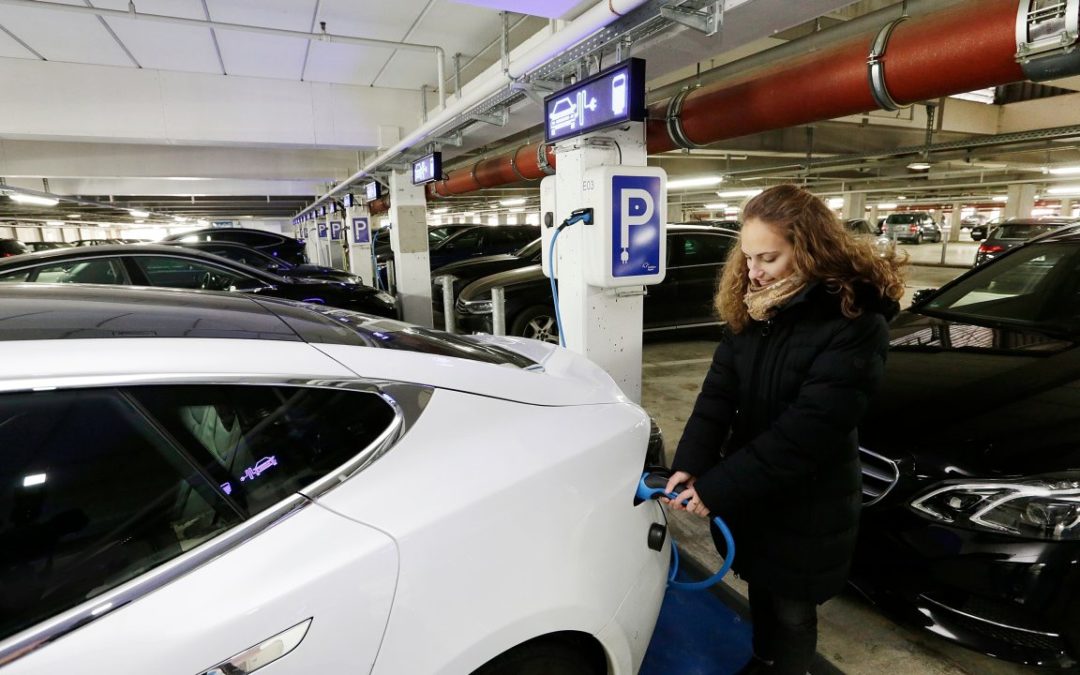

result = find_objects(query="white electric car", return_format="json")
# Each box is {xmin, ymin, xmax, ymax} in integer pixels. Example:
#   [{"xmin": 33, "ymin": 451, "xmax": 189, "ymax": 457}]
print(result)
[{"xmin": 0, "ymin": 284, "xmax": 668, "ymax": 675}]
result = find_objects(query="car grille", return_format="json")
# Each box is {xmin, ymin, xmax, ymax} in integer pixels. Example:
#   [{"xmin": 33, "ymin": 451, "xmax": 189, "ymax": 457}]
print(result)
[
  {"xmin": 922, "ymin": 593, "xmax": 1064, "ymax": 653},
  {"xmin": 859, "ymin": 446, "xmax": 899, "ymax": 506}
]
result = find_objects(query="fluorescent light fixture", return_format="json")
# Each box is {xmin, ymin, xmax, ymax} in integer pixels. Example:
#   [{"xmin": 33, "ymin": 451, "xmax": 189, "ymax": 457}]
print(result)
[
  {"xmin": 67, "ymin": 213, "xmax": 81, "ymax": 219},
  {"xmin": 991, "ymin": 195, "xmax": 1008, "ymax": 202},
  {"xmin": 9, "ymin": 193, "xmax": 59, "ymax": 207},
  {"xmin": 128, "ymin": 209, "xmax": 149, "ymax": 218},
  {"xmin": 173, "ymin": 216, "xmax": 188, "ymax": 222},
  {"xmin": 22, "ymin": 473, "xmax": 47, "ymax": 487},
  {"xmin": 907, "ymin": 162, "xmax": 931, "ymax": 170},
  {"xmin": 432, "ymin": 207, "xmax": 449, "ymax": 214},
  {"xmin": 703, "ymin": 203, "xmax": 729, "ymax": 210},
  {"xmin": 134, "ymin": 220, "xmax": 145, "ymax": 225},
  {"xmin": 509, "ymin": 207, "xmax": 525, "ymax": 213},
  {"xmin": 897, "ymin": 196, "xmax": 907, "ymax": 200},
  {"xmin": 715, "ymin": 189, "xmax": 763, "ymax": 199},
  {"xmin": 877, "ymin": 203, "xmax": 898, "ymax": 209},
  {"xmin": 1047, "ymin": 185, "xmax": 1080, "ymax": 195},
  {"xmin": 46, "ymin": 220, "xmax": 64, "ymax": 226},
  {"xmin": 499, "ymin": 197, "xmax": 527, "ymax": 206},
  {"xmin": 462, "ymin": 211, "xmax": 476, "ymax": 218},
  {"xmin": 669, "ymin": 176, "xmax": 724, "ymax": 190},
  {"xmin": 1049, "ymin": 166, "xmax": 1080, "ymax": 176},
  {"xmin": 826, "ymin": 197, "xmax": 844, "ymax": 209}
]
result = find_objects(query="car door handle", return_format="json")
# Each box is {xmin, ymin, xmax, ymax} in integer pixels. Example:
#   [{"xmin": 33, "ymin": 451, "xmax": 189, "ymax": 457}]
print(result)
[{"xmin": 198, "ymin": 618, "xmax": 312, "ymax": 675}]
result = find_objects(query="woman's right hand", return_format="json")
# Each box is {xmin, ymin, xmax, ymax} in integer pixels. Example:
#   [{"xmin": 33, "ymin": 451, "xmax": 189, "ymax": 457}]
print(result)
[{"xmin": 661, "ymin": 471, "xmax": 696, "ymax": 510}]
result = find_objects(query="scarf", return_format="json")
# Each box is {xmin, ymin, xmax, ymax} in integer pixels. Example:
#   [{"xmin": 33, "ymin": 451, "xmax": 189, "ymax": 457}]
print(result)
[{"xmin": 744, "ymin": 274, "xmax": 807, "ymax": 322}]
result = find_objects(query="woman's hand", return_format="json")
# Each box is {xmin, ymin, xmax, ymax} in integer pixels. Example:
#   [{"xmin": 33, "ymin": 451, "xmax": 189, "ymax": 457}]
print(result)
[{"xmin": 660, "ymin": 471, "xmax": 710, "ymax": 517}]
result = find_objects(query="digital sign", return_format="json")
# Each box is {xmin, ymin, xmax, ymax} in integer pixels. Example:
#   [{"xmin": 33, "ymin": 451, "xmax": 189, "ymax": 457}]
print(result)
[
  {"xmin": 364, "ymin": 181, "xmax": 383, "ymax": 202},
  {"xmin": 412, "ymin": 152, "xmax": 442, "ymax": 185},
  {"xmin": 343, "ymin": 193, "xmax": 354, "ymax": 208},
  {"xmin": 544, "ymin": 58, "xmax": 645, "ymax": 144}
]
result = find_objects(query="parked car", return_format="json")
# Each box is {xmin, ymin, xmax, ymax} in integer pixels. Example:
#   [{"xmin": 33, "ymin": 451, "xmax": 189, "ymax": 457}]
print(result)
[
  {"xmin": 455, "ymin": 224, "xmax": 737, "ymax": 341},
  {"xmin": 852, "ymin": 223, "xmax": 1080, "ymax": 667},
  {"xmin": 0, "ymin": 244, "xmax": 397, "ymax": 318},
  {"xmin": 961, "ymin": 214, "xmax": 988, "ymax": 230},
  {"xmin": 883, "ymin": 212, "xmax": 942, "ymax": 244},
  {"xmin": 427, "ymin": 224, "xmax": 540, "ymax": 270},
  {"xmin": 970, "ymin": 218, "xmax": 1000, "ymax": 242},
  {"xmin": 0, "ymin": 239, "xmax": 29, "ymax": 258},
  {"xmin": 72, "ymin": 239, "xmax": 126, "ymax": 246},
  {"xmin": 0, "ymin": 283, "xmax": 667, "ymax": 674},
  {"xmin": 373, "ymin": 224, "xmax": 483, "ymax": 288},
  {"xmin": 25, "ymin": 242, "xmax": 71, "ymax": 253},
  {"xmin": 430, "ymin": 238, "xmax": 542, "ymax": 326},
  {"xmin": 160, "ymin": 228, "xmax": 307, "ymax": 265},
  {"xmin": 163, "ymin": 240, "xmax": 362, "ymax": 284},
  {"xmin": 974, "ymin": 217, "xmax": 1080, "ymax": 266},
  {"xmin": 845, "ymin": 218, "xmax": 875, "ymax": 236}
]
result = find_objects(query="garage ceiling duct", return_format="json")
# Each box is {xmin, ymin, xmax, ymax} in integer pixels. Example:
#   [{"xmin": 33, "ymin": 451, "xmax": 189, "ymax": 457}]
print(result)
[{"xmin": 427, "ymin": 0, "xmax": 1080, "ymax": 198}]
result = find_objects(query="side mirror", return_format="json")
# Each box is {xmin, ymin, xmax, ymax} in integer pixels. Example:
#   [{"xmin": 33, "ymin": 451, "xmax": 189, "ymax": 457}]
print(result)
[{"xmin": 912, "ymin": 288, "xmax": 937, "ymax": 306}]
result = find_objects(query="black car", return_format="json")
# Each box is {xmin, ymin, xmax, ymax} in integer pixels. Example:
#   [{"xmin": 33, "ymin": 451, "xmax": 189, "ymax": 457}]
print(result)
[
  {"xmin": 852, "ymin": 225, "xmax": 1080, "ymax": 667},
  {"xmin": 160, "ymin": 228, "xmax": 307, "ymax": 266},
  {"xmin": 0, "ymin": 239, "xmax": 29, "ymax": 258},
  {"xmin": 454, "ymin": 225, "xmax": 736, "ymax": 341},
  {"xmin": 427, "ymin": 224, "xmax": 540, "ymax": 271},
  {"xmin": 0, "ymin": 244, "xmax": 396, "ymax": 318},
  {"xmin": 26, "ymin": 241, "xmax": 71, "ymax": 252},
  {"xmin": 430, "ymin": 238, "xmax": 542, "ymax": 324},
  {"xmin": 845, "ymin": 218, "xmax": 875, "ymax": 236},
  {"xmin": 974, "ymin": 217, "xmax": 1080, "ymax": 266},
  {"xmin": 373, "ymin": 224, "xmax": 483, "ymax": 288},
  {"xmin": 163, "ymin": 240, "xmax": 362, "ymax": 284},
  {"xmin": 970, "ymin": 218, "xmax": 1000, "ymax": 242}
]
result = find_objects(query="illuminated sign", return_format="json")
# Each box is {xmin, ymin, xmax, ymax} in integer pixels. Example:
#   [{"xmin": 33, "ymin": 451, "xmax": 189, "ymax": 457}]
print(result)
[
  {"xmin": 544, "ymin": 58, "xmax": 645, "ymax": 144},
  {"xmin": 412, "ymin": 152, "xmax": 442, "ymax": 185},
  {"xmin": 364, "ymin": 181, "xmax": 383, "ymax": 202},
  {"xmin": 343, "ymin": 193, "xmax": 354, "ymax": 208}
]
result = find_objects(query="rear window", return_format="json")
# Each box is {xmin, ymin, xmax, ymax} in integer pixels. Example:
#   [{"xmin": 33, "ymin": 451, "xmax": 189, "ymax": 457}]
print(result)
[
  {"xmin": 886, "ymin": 214, "xmax": 919, "ymax": 224},
  {"xmin": 0, "ymin": 240, "xmax": 29, "ymax": 256},
  {"xmin": 995, "ymin": 223, "xmax": 1068, "ymax": 240}
]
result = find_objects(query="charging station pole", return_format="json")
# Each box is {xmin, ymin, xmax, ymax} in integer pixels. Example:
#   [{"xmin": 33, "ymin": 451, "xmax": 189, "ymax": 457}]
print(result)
[
  {"xmin": 346, "ymin": 202, "xmax": 376, "ymax": 286},
  {"xmin": 389, "ymin": 168, "xmax": 434, "ymax": 327}
]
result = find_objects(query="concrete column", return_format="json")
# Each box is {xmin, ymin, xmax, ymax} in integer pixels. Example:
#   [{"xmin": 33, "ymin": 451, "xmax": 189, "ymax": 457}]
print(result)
[
  {"xmin": 551, "ymin": 124, "xmax": 649, "ymax": 402},
  {"xmin": 867, "ymin": 205, "xmax": 879, "ymax": 229},
  {"xmin": 389, "ymin": 169, "xmax": 432, "ymax": 327},
  {"xmin": 1004, "ymin": 184, "xmax": 1037, "ymax": 220},
  {"xmin": 841, "ymin": 192, "xmax": 866, "ymax": 222},
  {"xmin": 313, "ymin": 216, "xmax": 329, "ymax": 266},
  {"xmin": 1061, "ymin": 198, "xmax": 1074, "ymax": 217},
  {"xmin": 346, "ymin": 205, "xmax": 376, "ymax": 286},
  {"xmin": 948, "ymin": 203, "xmax": 963, "ymax": 243}
]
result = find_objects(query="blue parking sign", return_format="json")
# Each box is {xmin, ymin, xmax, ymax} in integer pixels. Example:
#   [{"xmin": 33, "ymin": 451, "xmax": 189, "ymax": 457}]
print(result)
[
  {"xmin": 610, "ymin": 175, "xmax": 662, "ymax": 278},
  {"xmin": 317, "ymin": 222, "xmax": 328, "ymax": 239},
  {"xmin": 353, "ymin": 217, "xmax": 370, "ymax": 244},
  {"xmin": 330, "ymin": 221, "xmax": 342, "ymax": 241}
]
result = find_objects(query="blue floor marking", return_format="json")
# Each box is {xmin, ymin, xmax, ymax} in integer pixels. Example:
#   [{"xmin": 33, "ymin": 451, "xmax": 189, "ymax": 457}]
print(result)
[{"xmin": 640, "ymin": 585, "xmax": 754, "ymax": 675}]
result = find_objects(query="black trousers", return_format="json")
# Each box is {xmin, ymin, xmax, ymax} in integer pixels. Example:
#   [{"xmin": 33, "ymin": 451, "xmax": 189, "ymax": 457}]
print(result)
[{"xmin": 746, "ymin": 583, "xmax": 818, "ymax": 675}]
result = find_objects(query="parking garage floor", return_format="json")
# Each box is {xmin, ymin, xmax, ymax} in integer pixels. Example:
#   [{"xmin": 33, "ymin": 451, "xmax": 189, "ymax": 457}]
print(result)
[{"xmin": 639, "ymin": 263, "xmax": 1041, "ymax": 675}]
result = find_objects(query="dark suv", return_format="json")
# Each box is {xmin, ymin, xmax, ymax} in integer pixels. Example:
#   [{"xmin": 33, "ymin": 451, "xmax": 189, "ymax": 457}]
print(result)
[
  {"xmin": 883, "ymin": 212, "xmax": 942, "ymax": 244},
  {"xmin": 974, "ymin": 217, "xmax": 1080, "ymax": 266},
  {"xmin": 0, "ymin": 240, "xmax": 29, "ymax": 258},
  {"xmin": 160, "ymin": 228, "xmax": 307, "ymax": 265}
]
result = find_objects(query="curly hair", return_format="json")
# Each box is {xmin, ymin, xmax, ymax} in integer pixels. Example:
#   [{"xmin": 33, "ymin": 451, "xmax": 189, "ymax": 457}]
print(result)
[{"xmin": 715, "ymin": 184, "xmax": 907, "ymax": 333}]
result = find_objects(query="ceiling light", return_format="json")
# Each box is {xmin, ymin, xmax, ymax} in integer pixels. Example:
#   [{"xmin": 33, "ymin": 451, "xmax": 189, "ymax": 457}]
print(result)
[
  {"xmin": 46, "ymin": 220, "xmax": 64, "ymax": 226},
  {"xmin": 826, "ymin": 197, "xmax": 845, "ymax": 209},
  {"xmin": 22, "ymin": 473, "xmax": 47, "ymax": 488},
  {"xmin": 907, "ymin": 162, "xmax": 931, "ymax": 170},
  {"xmin": 991, "ymin": 195, "xmax": 1008, "ymax": 202},
  {"xmin": 67, "ymin": 213, "xmax": 81, "ymax": 219},
  {"xmin": 1049, "ymin": 166, "xmax": 1080, "ymax": 176},
  {"xmin": 499, "ymin": 198, "xmax": 527, "ymax": 206},
  {"xmin": 432, "ymin": 207, "xmax": 449, "ymax": 214},
  {"xmin": 715, "ymin": 188, "xmax": 762, "ymax": 199},
  {"xmin": 877, "ymin": 203, "xmax": 898, "ymax": 209},
  {"xmin": 173, "ymin": 216, "xmax": 188, "ymax": 222},
  {"xmin": 134, "ymin": 220, "xmax": 146, "ymax": 224},
  {"xmin": 9, "ymin": 193, "xmax": 59, "ymax": 207},
  {"xmin": 128, "ymin": 209, "xmax": 149, "ymax": 218},
  {"xmin": 509, "ymin": 207, "xmax": 525, "ymax": 213},
  {"xmin": 462, "ymin": 211, "xmax": 476, "ymax": 218},
  {"xmin": 703, "ymin": 203, "xmax": 728, "ymax": 210},
  {"xmin": 669, "ymin": 176, "xmax": 724, "ymax": 190},
  {"xmin": 1048, "ymin": 185, "xmax": 1080, "ymax": 195}
]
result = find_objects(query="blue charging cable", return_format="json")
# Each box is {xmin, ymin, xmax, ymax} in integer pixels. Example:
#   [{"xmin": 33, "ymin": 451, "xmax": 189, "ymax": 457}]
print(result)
[
  {"xmin": 636, "ymin": 471, "xmax": 736, "ymax": 591},
  {"xmin": 546, "ymin": 208, "xmax": 594, "ymax": 348}
]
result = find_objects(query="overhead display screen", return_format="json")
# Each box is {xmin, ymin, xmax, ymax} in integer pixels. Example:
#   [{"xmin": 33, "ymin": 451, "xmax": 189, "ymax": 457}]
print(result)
[
  {"xmin": 544, "ymin": 58, "xmax": 645, "ymax": 144},
  {"xmin": 364, "ymin": 181, "xmax": 383, "ymax": 202},
  {"xmin": 343, "ymin": 193, "xmax": 354, "ymax": 208},
  {"xmin": 412, "ymin": 152, "xmax": 442, "ymax": 185}
]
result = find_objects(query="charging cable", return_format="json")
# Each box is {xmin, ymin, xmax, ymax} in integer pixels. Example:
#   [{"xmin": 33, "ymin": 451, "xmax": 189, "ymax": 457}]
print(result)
[
  {"xmin": 546, "ymin": 208, "xmax": 593, "ymax": 348},
  {"xmin": 636, "ymin": 470, "xmax": 735, "ymax": 591}
]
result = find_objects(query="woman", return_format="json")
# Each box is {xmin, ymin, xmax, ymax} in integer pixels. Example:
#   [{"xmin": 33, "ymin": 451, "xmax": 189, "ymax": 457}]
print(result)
[{"xmin": 665, "ymin": 185, "xmax": 905, "ymax": 674}]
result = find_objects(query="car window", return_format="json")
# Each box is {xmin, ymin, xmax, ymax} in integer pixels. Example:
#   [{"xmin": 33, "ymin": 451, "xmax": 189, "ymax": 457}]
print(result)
[
  {"xmin": 671, "ymin": 233, "xmax": 733, "ymax": 267},
  {"xmin": 199, "ymin": 246, "xmax": 281, "ymax": 272},
  {"xmin": 995, "ymin": 223, "xmax": 1066, "ymax": 240},
  {"xmin": 126, "ymin": 385, "xmax": 397, "ymax": 514},
  {"xmin": 0, "ymin": 389, "xmax": 243, "ymax": 642},
  {"xmin": 514, "ymin": 238, "xmax": 542, "ymax": 259},
  {"xmin": 0, "ymin": 258, "xmax": 129, "ymax": 285},
  {"xmin": 131, "ymin": 256, "xmax": 255, "ymax": 291},
  {"xmin": 886, "ymin": 214, "xmax": 919, "ymax": 224},
  {"xmin": 437, "ymin": 228, "xmax": 481, "ymax": 252},
  {"xmin": 209, "ymin": 231, "xmax": 279, "ymax": 246},
  {"xmin": 923, "ymin": 243, "xmax": 1080, "ymax": 327},
  {"xmin": 486, "ymin": 227, "xmax": 535, "ymax": 247}
]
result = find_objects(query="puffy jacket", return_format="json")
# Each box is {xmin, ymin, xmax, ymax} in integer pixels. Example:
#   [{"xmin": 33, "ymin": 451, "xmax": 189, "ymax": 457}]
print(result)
[{"xmin": 671, "ymin": 281, "xmax": 896, "ymax": 602}]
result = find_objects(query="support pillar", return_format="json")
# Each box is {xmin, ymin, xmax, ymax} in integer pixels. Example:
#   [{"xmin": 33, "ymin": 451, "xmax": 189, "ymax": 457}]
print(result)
[
  {"xmin": 314, "ymin": 215, "xmax": 329, "ymax": 266},
  {"xmin": 389, "ymin": 169, "xmax": 433, "ymax": 327},
  {"xmin": 347, "ymin": 204, "xmax": 376, "ymax": 286},
  {"xmin": 551, "ymin": 126, "xmax": 649, "ymax": 402},
  {"xmin": 841, "ymin": 192, "xmax": 866, "ymax": 222},
  {"xmin": 1004, "ymin": 184, "xmax": 1037, "ymax": 220},
  {"xmin": 1061, "ymin": 198, "xmax": 1074, "ymax": 218},
  {"xmin": 948, "ymin": 202, "xmax": 963, "ymax": 242}
]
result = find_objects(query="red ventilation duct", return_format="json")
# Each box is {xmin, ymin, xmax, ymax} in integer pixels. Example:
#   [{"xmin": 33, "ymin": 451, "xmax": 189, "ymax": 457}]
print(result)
[{"xmin": 426, "ymin": 0, "xmax": 1079, "ymax": 198}]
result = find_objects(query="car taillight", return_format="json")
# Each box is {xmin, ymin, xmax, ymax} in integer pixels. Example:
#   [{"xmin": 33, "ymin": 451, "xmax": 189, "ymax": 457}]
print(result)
[
  {"xmin": 978, "ymin": 244, "xmax": 1004, "ymax": 255},
  {"xmin": 1, "ymin": 253, "xmax": 12, "ymax": 257},
  {"xmin": 909, "ymin": 225, "xmax": 918, "ymax": 233}
]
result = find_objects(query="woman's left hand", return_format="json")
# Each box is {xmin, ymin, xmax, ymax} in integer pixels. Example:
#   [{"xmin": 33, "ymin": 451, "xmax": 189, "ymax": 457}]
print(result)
[{"xmin": 673, "ymin": 486, "xmax": 711, "ymax": 518}]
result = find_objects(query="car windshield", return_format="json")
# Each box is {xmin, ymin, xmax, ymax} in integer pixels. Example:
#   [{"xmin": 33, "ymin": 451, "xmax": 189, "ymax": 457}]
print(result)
[
  {"xmin": 429, "ymin": 226, "xmax": 462, "ymax": 244},
  {"xmin": 887, "ymin": 214, "xmax": 919, "ymax": 224},
  {"xmin": 920, "ymin": 242, "xmax": 1080, "ymax": 333},
  {"xmin": 993, "ymin": 222, "xmax": 1070, "ymax": 240},
  {"xmin": 514, "ymin": 238, "xmax": 541, "ymax": 258}
]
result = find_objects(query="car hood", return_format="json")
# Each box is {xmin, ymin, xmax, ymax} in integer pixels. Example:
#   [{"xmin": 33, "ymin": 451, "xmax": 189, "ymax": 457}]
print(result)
[
  {"xmin": 859, "ymin": 310, "xmax": 1080, "ymax": 477},
  {"xmin": 458, "ymin": 264, "xmax": 546, "ymax": 300}
]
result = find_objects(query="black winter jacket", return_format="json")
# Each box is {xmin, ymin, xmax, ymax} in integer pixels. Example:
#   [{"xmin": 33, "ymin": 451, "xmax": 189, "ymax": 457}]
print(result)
[{"xmin": 671, "ymin": 281, "xmax": 897, "ymax": 602}]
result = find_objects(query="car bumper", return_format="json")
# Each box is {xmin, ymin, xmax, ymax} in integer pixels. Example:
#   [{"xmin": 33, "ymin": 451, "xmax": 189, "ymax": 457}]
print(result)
[
  {"xmin": 454, "ymin": 312, "xmax": 494, "ymax": 335},
  {"xmin": 852, "ymin": 510, "xmax": 1080, "ymax": 668}
]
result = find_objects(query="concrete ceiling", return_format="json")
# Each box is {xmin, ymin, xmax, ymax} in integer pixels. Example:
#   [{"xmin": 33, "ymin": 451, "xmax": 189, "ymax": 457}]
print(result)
[{"xmin": 1, "ymin": 0, "xmax": 1078, "ymax": 229}]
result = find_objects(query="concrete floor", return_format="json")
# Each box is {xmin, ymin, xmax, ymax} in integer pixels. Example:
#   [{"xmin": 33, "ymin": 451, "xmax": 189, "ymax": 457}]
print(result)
[{"xmin": 639, "ymin": 262, "xmax": 1044, "ymax": 675}]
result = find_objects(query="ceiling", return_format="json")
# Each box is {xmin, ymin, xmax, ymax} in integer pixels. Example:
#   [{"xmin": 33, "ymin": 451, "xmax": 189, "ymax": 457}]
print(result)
[{"xmin": 2, "ymin": 0, "xmax": 1079, "ymax": 230}]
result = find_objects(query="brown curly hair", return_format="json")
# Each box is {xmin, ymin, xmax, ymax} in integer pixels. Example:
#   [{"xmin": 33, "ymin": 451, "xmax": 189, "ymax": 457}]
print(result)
[{"xmin": 715, "ymin": 184, "xmax": 907, "ymax": 333}]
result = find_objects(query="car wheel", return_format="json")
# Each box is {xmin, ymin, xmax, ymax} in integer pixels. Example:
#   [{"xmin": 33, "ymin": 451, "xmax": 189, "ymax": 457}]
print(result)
[
  {"xmin": 914, "ymin": 232, "xmax": 923, "ymax": 245},
  {"xmin": 472, "ymin": 638, "xmax": 603, "ymax": 675},
  {"xmin": 511, "ymin": 305, "xmax": 560, "ymax": 344}
]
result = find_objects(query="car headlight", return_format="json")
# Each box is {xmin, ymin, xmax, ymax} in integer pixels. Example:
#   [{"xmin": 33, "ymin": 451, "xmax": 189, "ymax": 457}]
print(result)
[
  {"xmin": 374, "ymin": 291, "xmax": 396, "ymax": 305},
  {"xmin": 910, "ymin": 476, "xmax": 1080, "ymax": 540},
  {"xmin": 457, "ymin": 300, "xmax": 493, "ymax": 315}
]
